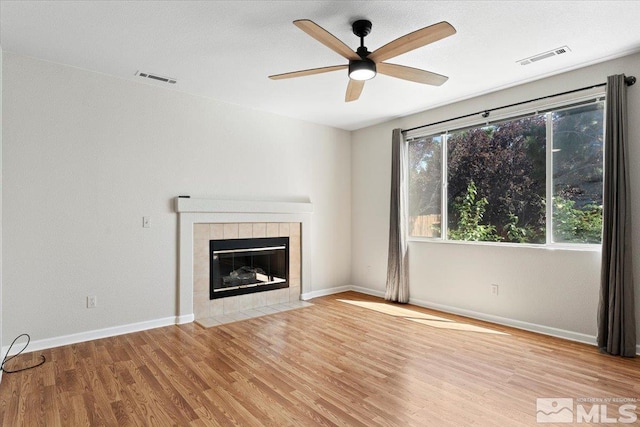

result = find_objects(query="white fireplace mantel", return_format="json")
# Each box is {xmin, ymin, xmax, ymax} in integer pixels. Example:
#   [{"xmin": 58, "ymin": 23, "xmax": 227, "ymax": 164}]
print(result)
[
  {"xmin": 175, "ymin": 197, "xmax": 313, "ymax": 214},
  {"xmin": 175, "ymin": 197, "xmax": 313, "ymax": 324}
]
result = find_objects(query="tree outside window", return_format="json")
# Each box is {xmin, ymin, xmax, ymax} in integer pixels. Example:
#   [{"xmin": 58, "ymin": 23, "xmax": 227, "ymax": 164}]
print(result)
[{"xmin": 408, "ymin": 101, "xmax": 604, "ymax": 245}]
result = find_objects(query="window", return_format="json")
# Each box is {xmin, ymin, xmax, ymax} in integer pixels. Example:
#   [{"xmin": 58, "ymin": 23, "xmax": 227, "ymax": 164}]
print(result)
[
  {"xmin": 408, "ymin": 100, "xmax": 604, "ymax": 245},
  {"xmin": 408, "ymin": 135, "xmax": 442, "ymax": 238}
]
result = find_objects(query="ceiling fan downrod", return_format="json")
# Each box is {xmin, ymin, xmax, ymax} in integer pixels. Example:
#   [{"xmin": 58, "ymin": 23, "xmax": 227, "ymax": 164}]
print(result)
[{"xmin": 352, "ymin": 19, "xmax": 372, "ymax": 58}]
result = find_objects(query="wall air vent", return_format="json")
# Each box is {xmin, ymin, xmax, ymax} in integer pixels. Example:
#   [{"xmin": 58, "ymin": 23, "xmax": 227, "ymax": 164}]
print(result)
[
  {"xmin": 517, "ymin": 46, "xmax": 571, "ymax": 66},
  {"xmin": 135, "ymin": 71, "xmax": 177, "ymax": 84}
]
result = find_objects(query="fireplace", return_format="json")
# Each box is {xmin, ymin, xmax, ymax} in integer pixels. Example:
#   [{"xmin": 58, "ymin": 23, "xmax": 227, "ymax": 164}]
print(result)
[
  {"xmin": 210, "ymin": 237, "xmax": 289, "ymax": 299},
  {"xmin": 176, "ymin": 198, "xmax": 311, "ymax": 321}
]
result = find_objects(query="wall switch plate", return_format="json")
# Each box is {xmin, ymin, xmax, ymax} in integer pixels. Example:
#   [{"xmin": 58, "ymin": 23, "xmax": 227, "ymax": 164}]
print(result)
[
  {"xmin": 143, "ymin": 216, "xmax": 150, "ymax": 228},
  {"xmin": 87, "ymin": 296, "xmax": 97, "ymax": 308},
  {"xmin": 491, "ymin": 284, "xmax": 499, "ymax": 296}
]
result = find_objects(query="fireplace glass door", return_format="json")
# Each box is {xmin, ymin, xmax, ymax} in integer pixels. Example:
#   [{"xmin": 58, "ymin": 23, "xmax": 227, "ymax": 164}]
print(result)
[{"xmin": 210, "ymin": 237, "xmax": 289, "ymax": 299}]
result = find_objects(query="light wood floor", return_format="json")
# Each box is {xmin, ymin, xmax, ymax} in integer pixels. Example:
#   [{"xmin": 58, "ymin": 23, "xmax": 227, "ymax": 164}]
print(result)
[{"xmin": 1, "ymin": 291, "xmax": 639, "ymax": 426}]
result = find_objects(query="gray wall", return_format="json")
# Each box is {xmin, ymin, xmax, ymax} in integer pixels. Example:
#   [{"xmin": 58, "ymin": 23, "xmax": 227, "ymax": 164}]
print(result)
[
  {"xmin": 1, "ymin": 53, "xmax": 352, "ymax": 345},
  {"xmin": 3, "ymin": 49, "xmax": 639, "ymax": 353},
  {"xmin": 351, "ymin": 52, "xmax": 640, "ymax": 346}
]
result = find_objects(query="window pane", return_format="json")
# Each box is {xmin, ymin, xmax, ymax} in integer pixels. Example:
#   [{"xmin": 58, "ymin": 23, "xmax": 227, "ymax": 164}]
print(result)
[
  {"xmin": 447, "ymin": 116, "xmax": 547, "ymax": 243},
  {"xmin": 408, "ymin": 135, "xmax": 442, "ymax": 237},
  {"xmin": 552, "ymin": 102, "xmax": 604, "ymax": 244}
]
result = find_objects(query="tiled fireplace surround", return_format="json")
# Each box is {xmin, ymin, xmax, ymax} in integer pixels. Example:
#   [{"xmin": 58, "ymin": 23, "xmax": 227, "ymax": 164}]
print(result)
[
  {"xmin": 175, "ymin": 198, "xmax": 312, "ymax": 324},
  {"xmin": 192, "ymin": 222, "xmax": 301, "ymax": 320}
]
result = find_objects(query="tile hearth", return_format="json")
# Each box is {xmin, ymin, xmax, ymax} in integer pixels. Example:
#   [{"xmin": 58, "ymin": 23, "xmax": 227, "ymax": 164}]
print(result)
[{"xmin": 195, "ymin": 300, "xmax": 313, "ymax": 328}]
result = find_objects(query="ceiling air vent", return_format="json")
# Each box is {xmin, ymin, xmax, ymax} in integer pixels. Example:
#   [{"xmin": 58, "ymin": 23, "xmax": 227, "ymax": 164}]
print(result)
[
  {"xmin": 517, "ymin": 46, "xmax": 571, "ymax": 66},
  {"xmin": 135, "ymin": 71, "xmax": 177, "ymax": 84}
]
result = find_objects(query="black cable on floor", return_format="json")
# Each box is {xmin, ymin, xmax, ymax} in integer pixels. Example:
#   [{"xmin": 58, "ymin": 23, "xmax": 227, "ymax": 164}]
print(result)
[{"xmin": 1, "ymin": 334, "xmax": 46, "ymax": 373}]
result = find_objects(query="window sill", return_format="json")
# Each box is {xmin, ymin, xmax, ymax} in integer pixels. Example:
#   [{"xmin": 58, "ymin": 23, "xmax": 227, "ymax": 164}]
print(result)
[{"xmin": 407, "ymin": 236, "xmax": 601, "ymax": 252}]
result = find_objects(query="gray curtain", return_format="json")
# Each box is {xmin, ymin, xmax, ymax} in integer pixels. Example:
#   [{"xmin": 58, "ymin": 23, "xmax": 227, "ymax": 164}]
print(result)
[
  {"xmin": 597, "ymin": 74, "xmax": 636, "ymax": 357},
  {"xmin": 385, "ymin": 128, "xmax": 409, "ymax": 303}
]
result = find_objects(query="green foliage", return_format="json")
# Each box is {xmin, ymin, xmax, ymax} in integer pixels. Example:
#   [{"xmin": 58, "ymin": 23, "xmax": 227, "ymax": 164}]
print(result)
[
  {"xmin": 446, "ymin": 116, "xmax": 547, "ymax": 242},
  {"xmin": 553, "ymin": 197, "xmax": 603, "ymax": 244},
  {"xmin": 449, "ymin": 181, "xmax": 501, "ymax": 242},
  {"xmin": 410, "ymin": 102, "xmax": 604, "ymax": 244},
  {"xmin": 503, "ymin": 213, "xmax": 539, "ymax": 243}
]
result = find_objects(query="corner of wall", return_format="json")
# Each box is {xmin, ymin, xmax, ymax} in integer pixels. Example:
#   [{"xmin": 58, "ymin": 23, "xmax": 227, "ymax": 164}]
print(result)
[
  {"xmin": 1, "ymin": 47, "xmax": 4, "ymax": 383},
  {"xmin": 0, "ymin": 47, "xmax": 4, "ymax": 382}
]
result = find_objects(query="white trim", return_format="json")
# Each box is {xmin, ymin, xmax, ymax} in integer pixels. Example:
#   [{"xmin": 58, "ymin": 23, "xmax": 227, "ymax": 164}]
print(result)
[
  {"xmin": 4, "ymin": 287, "xmax": 638, "ymax": 357},
  {"xmin": 301, "ymin": 285, "xmax": 352, "ymax": 300},
  {"xmin": 1, "ymin": 316, "xmax": 180, "ymax": 356},
  {"xmin": 407, "ymin": 236, "xmax": 602, "ymax": 252},
  {"xmin": 409, "ymin": 297, "xmax": 596, "ymax": 345},
  {"xmin": 410, "ymin": 297, "xmax": 640, "ymax": 356},
  {"xmin": 303, "ymin": 285, "xmax": 593, "ymax": 347},
  {"xmin": 406, "ymin": 237, "xmax": 602, "ymax": 252},
  {"xmin": 545, "ymin": 111, "xmax": 554, "ymax": 244},
  {"xmin": 298, "ymin": 285, "xmax": 640, "ymax": 355},
  {"xmin": 175, "ymin": 198, "xmax": 313, "ymax": 214},
  {"xmin": 349, "ymin": 285, "xmax": 386, "ymax": 299},
  {"xmin": 300, "ymin": 284, "xmax": 385, "ymax": 300},
  {"xmin": 176, "ymin": 314, "xmax": 195, "ymax": 324},
  {"xmin": 441, "ymin": 133, "xmax": 448, "ymax": 234}
]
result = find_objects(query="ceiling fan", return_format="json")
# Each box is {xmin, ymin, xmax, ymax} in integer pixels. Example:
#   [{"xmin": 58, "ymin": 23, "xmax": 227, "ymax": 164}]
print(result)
[{"xmin": 269, "ymin": 19, "xmax": 456, "ymax": 102}]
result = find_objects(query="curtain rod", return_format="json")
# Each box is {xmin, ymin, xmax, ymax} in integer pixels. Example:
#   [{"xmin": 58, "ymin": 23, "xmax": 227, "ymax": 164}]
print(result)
[{"xmin": 402, "ymin": 75, "xmax": 636, "ymax": 134}]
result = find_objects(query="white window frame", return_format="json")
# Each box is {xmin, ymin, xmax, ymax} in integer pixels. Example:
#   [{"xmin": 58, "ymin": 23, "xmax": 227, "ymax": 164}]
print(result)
[{"xmin": 406, "ymin": 91, "xmax": 605, "ymax": 250}]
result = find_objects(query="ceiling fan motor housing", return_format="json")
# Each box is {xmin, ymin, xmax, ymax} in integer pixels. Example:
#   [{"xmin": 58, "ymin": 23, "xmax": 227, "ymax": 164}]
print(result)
[{"xmin": 348, "ymin": 58, "xmax": 376, "ymax": 81}]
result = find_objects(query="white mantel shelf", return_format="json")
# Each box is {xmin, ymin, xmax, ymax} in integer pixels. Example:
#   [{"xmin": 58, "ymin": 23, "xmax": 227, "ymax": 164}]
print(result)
[
  {"xmin": 175, "ymin": 197, "xmax": 313, "ymax": 324},
  {"xmin": 174, "ymin": 197, "xmax": 313, "ymax": 214}
]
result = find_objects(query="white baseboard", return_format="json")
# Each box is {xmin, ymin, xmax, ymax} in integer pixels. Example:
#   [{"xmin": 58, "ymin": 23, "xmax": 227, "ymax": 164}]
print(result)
[
  {"xmin": 1, "ymin": 315, "xmax": 183, "ymax": 357},
  {"xmin": 408, "ymin": 297, "xmax": 597, "ymax": 346},
  {"xmin": 304, "ymin": 285, "xmax": 640, "ymax": 355},
  {"xmin": 301, "ymin": 285, "xmax": 352, "ymax": 300},
  {"xmin": 176, "ymin": 313, "xmax": 195, "ymax": 324},
  {"xmin": 334, "ymin": 287, "xmax": 595, "ymax": 347},
  {"xmin": 4, "ymin": 288, "xmax": 638, "ymax": 357},
  {"xmin": 349, "ymin": 286, "xmax": 386, "ymax": 298},
  {"xmin": 301, "ymin": 285, "xmax": 386, "ymax": 301},
  {"xmin": 410, "ymin": 297, "xmax": 640, "ymax": 356}
]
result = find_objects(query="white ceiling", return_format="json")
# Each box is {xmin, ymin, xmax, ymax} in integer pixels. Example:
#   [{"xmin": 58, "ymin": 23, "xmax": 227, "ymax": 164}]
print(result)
[{"xmin": 1, "ymin": 1, "xmax": 639, "ymax": 131}]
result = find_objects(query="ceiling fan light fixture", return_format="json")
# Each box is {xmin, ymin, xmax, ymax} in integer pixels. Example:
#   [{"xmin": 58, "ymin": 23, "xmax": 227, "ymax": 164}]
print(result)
[
  {"xmin": 349, "ymin": 59, "xmax": 376, "ymax": 81},
  {"xmin": 272, "ymin": 19, "xmax": 456, "ymax": 101}
]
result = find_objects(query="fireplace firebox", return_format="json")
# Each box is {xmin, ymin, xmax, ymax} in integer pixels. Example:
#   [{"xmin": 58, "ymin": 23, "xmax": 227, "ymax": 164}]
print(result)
[{"xmin": 210, "ymin": 237, "xmax": 289, "ymax": 299}]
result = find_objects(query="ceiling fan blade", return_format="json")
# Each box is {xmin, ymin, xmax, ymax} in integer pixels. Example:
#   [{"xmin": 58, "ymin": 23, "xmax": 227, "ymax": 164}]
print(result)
[
  {"xmin": 368, "ymin": 21, "xmax": 456, "ymax": 63},
  {"xmin": 345, "ymin": 79, "xmax": 365, "ymax": 102},
  {"xmin": 269, "ymin": 65, "xmax": 347, "ymax": 80},
  {"xmin": 294, "ymin": 19, "xmax": 359, "ymax": 61},
  {"xmin": 377, "ymin": 63, "xmax": 448, "ymax": 86}
]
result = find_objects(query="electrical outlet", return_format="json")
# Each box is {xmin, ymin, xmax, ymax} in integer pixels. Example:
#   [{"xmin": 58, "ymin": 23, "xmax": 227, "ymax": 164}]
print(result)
[
  {"xmin": 491, "ymin": 284, "xmax": 499, "ymax": 296},
  {"xmin": 143, "ymin": 216, "xmax": 150, "ymax": 228},
  {"xmin": 87, "ymin": 296, "xmax": 97, "ymax": 308}
]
